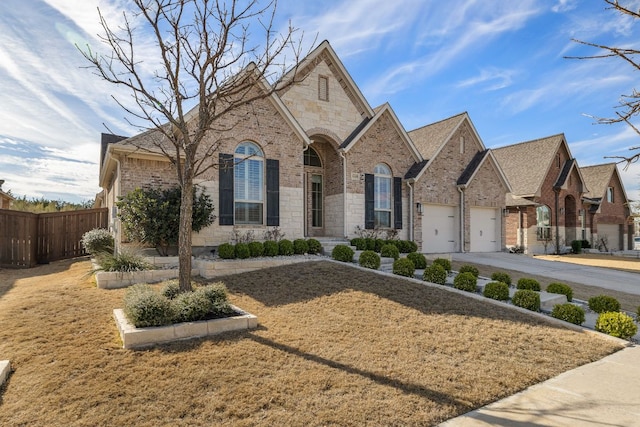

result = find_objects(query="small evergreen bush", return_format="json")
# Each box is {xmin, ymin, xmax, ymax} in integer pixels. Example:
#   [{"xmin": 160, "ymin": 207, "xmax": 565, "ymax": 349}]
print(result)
[
  {"xmin": 581, "ymin": 239, "xmax": 591, "ymax": 249},
  {"xmin": 571, "ymin": 239, "xmax": 582, "ymax": 254},
  {"xmin": 396, "ymin": 240, "xmax": 415, "ymax": 253},
  {"xmin": 393, "ymin": 258, "xmax": 415, "ymax": 277},
  {"xmin": 405, "ymin": 240, "xmax": 418, "ymax": 253},
  {"xmin": 278, "ymin": 239, "xmax": 294, "ymax": 256},
  {"xmin": 423, "ymin": 264, "xmax": 447, "ymax": 285},
  {"xmin": 453, "ymin": 272, "xmax": 477, "ymax": 292},
  {"xmin": 161, "ymin": 280, "xmax": 181, "ymax": 300},
  {"xmin": 364, "ymin": 237, "xmax": 376, "ymax": 251},
  {"xmin": 332, "ymin": 244, "xmax": 354, "ymax": 262},
  {"xmin": 234, "ymin": 242, "xmax": 251, "ymax": 259},
  {"xmin": 198, "ymin": 283, "xmax": 234, "ymax": 316},
  {"xmin": 458, "ymin": 265, "xmax": 479, "ymax": 278},
  {"xmin": 483, "ymin": 281, "xmax": 509, "ymax": 301},
  {"xmin": 595, "ymin": 312, "xmax": 638, "ymax": 339},
  {"xmin": 81, "ymin": 228, "xmax": 114, "ymax": 255},
  {"xmin": 433, "ymin": 258, "xmax": 451, "ymax": 273},
  {"xmin": 546, "ymin": 282, "xmax": 573, "ymax": 302},
  {"xmin": 406, "ymin": 252, "xmax": 427, "ymax": 269},
  {"xmin": 512, "ymin": 289, "xmax": 540, "ymax": 311},
  {"xmin": 551, "ymin": 303, "xmax": 585, "ymax": 325},
  {"xmin": 380, "ymin": 244, "xmax": 400, "ymax": 260},
  {"xmin": 359, "ymin": 250, "xmax": 381, "ymax": 270},
  {"xmin": 263, "ymin": 240, "xmax": 279, "ymax": 257},
  {"xmin": 588, "ymin": 295, "xmax": 621, "ymax": 314},
  {"xmin": 516, "ymin": 278, "xmax": 540, "ymax": 291},
  {"xmin": 248, "ymin": 241, "xmax": 264, "ymax": 257},
  {"xmin": 374, "ymin": 239, "xmax": 386, "ymax": 253},
  {"xmin": 96, "ymin": 249, "xmax": 151, "ymax": 272},
  {"xmin": 217, "ymin": 243, "xmax": 236, "ymax": 259},
  {"xmin": 293, "ymin": 238, "xmax": 309, "ymax": 254},
  {"xmin": 124, "ymin": 284, "xmax": 174, "ymax": 328},
  {"xmin": 490, "ymin": 271, "xmax": 511, "ymax": 286},
  {"xmin": 306, "ymin": 238, "xmax": 322, "ymax": 255},
  {"xmin": 171, "ymin": 289, "xmax": 213, "ymax": 323},
  {"xmin": 351, "ymin": 238, "xmax": 367, "ymax": 250}
]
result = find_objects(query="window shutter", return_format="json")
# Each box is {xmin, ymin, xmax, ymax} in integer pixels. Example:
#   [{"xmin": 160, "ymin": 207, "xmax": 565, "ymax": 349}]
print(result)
[
  {"xmin": 219, "ymin": 153, "xmax": 234, "ymax": 225},
  {"xmin": 266, "ymin": 159, "xmax": 280, "ymax": 226},
  {"xmin": 393, "ymin": 177, "xmax": 402, "ymax": 229},
  {"xmin": 365, "ymin": 173, "xmax": 374, "ymax": 229}
]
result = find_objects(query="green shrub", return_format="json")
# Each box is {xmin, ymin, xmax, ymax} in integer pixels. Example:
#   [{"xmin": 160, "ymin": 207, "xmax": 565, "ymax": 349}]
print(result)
[
  {"xmin": 351, "ymin": 238, "xmax": 366, "ymax": 250},
  {"xmin": 198, "ymin": 283, "xmax": 234, "ymax": 316},
  {"xmin": 380, "ymin": 244, "xmax": 400, "ymax": 260},
  {"xmin": 393, "ymin": 258, "xmax": 415, "ymax": 277},
  {"xmin": 551, "ymin": 303, "xmax": 585, "ymax": 325},
  {"xmin": 546, "ymin": 282, "xmax": 573, "ymax": 302},
  {"xmin": 458, "ymin": 265, "xmax": 479, "ymax": 278},
  {"xmin": 512, "ymin": 289, "xmax": 540, "ymax": 311},
  {"xmin": 263, "ymin": 240, "xmax": 279, "ymax": 257},
  {"xmin": 217, "ymin": 243, "xmax": 236, "ymax": 259},
  {"xmin": 234, "ymin": 242, "xmax": 251, "ymax": 259},
  {"xmin": 423, "ymin": 264, "xmax": 447, "ymax": 285},
  {"xmin": 374, "ymin": 239, "xmax": 386, "ymax": 253},
  {"xmin": 433, "ymin": 258, "xmax": 451, "ymax": 273},
  {"xmin": 581, "ymin": 239, "xmax": 591, "ymax": 249},
  {"xmin": 406, "ymin": 252, "xmax": 427, "ymax": 269},
  {"xmin": 453, "ymin": 272, "xmax": 477, "ymax": 292},
  {"xmin": 595, "ymin": 312, "xmax": 638, "ymax": 339},
  {"xmin": 124, "ymin": 284, "xmax": 174, "ymax": 328},
  {"xmin": 81, "ymin": 228, "xmax": 114, "ymax": 255},
  {"xmin": 278, "ymin": 239, "xmax": 294, "ymax": 256},
  {"xmin": 364, "ymin": 237, "xmax": 376, "ymax": 251},
  {"xmin": 171, "ymin": 289, "xmax": 213, "ymax": 323},
  {"xmin": 405, "ymin": 240, "xmax": 418, "ymax": 253},
  {"xmin": 306, "ymin": 238, "xmax": 322, "ymax": 255},
  {"xmin": 293, "ymin": 238, "xmax": 309, "ymax": 255},
  {"xmin": 490, "ymin": 271, "xmax": 511, "ymax": 286},
  {"xmin": 396, "ymin": 240, "xmax": 416, "ymax": 253},
  {"xmin": 637, "ymin": 305, "xmax": 640, "ymax": 322},
  {"xmin": 483, "ymin": 281, "xmax": 509, "ymax": 301},
  {"xmin": 516, "ymin": 278, "xmax": 540, "ymax": 291},
  {"xmin": 96, "ymin": 249, "xmax": 151, "ymax": 272},
  {"xmin": 359, "ymin": 250, "xmax": 381, "ymax": 270},
  {"xmin": 161, "ymin": 280, "xmax": 181, "ymax": 299},
  {"xmin": 248, "ymin": 241, "xmax": 264, "ymax": 257},
  {"xmin": 588, "ymin": 295, "xmax": 621, "ymax": 314},
  {"xmin": 332, "ymin": 244, "xmax": 354, "ymax": 262},
  {"xmin": 571, "ymin": 240, "xmax": 582, "ymax": 254}
]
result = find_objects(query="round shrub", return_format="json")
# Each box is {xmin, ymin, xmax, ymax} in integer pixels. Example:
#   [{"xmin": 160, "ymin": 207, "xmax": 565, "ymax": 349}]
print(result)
[
  {"xmin": 551, "ymin": 303, "xmax": 585, "ymax": 325},
  {"xmin": 407, "ymin": 252, "xmax": 427, "ymax": 269},
  {"xmin": 263, "ymin": 240, "xmax": 279, "ymax": 257},
  {"xmin": 453, "ymin": 272, "xmax": 477, "ymax": 293},
  {"xmin": 393, "ymin": 258, "xmax": 415, "ymax": 277},
  {"xmin": 396, "ymin": 240, "xmax": 415, "ymax": 253},
  {"xmin": 374, "ymin": 239, "xmax": 386, "ymax": 253},
  {"xmin": 293, "ymin": 238, "xmax": 309, "ymax": 255},
  {"xmin": 490, "ymin": 271, "xmax": 511, "ymax": 286},
  {"xmin": 306, "ymin": 238, "xmax": 322, "ymax": 255},
  {"xmin": 483, "ymin": 281, "xmax": 509, "ymax": 301},
  {"xmin": 198, "ymin": 283, "xmax": 234, "ymax": 316},
  {"xmin": 516, "ymin": 278, "xmax": 540, "ymax": 291},
  {"xmin": 571, "ymin": 239, "xmax": 582, "ymax": 254},
  {"xmin": 172, "ymin": 289, "xmax": 213, "ymax": 323},
  {"xmin": 512, "ymin": 289, "xmax": 540, "ymax": 312},
  {"xmin": 124, "ymin": 284, "xmax": 174, "ymax": 328},
  {"xmin": 546, "ymin": 282, "xmax": 573, "ymax": 302},
  {"xmin": 423, "ymin": 264, "xmax": 447, "ymax": 285},
  {"xmin": 595, "ymin": 312, "xmax": 638, "ymax": 339},
  {"xmin": 278, "ymin": 239, "xmax": 294, "ymax": 256},
  {"xmin": 161, "ymin": 280, "xmax": 181, "ymax": 300},
  {"xmin": 248, "ymin": 241, "xmax": 264, "ymax": 257},
  {"xmin": 588, "ymin": 295, "xmax": 621, "ymax": 314},
  {"xmin": 458, "ymin": 265, "xmax": 479, "ymax": 278},
  {"xmin": 380, "ymin": 244, "xmax": 400, "ymax": 260},
  {"xmin": 217, "ymin": 243, "xmax": 236, "ymax": 259},
  {"xmin": 405, "ymin": 240, "xmax": 418, "ymax": 253},
  {"xmin": 350, "ymin": 238, "xmax": 366, "ymax": 250},
  {"xmin": 234, "ymin": 242, "xmax": 250, "ymax": 259},
  {"xmin": 364, "ymin": 237, "xmax": 376, "ymax": 251},
  {"xmin": 359, "ymin": 250, "xmax": 381, "ymax": 270},
  {"xmin": 433, "ymin": 258, "xmax": 451, "ymax": 273},
  {"xmin": 81, "ymin": 228, "xmax": 114, "ymax": 255},
  {"xmin": 332, "ymin": 244, "xmax": 354, "ymax": 262}
]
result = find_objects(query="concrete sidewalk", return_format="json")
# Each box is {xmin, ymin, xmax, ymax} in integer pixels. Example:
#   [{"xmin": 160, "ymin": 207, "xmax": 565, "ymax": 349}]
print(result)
[{"xmin": 440, "ymin": 344, "xmax": 640, "ymax": 426}]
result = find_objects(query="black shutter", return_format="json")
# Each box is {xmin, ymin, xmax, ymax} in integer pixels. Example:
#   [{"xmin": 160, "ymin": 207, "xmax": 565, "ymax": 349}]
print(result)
[
  {"xmin": 364, "ymin": 173, "xmax": 374, "ymax": 229},
  {"xmin": 219, "ymin": 153, "xmax": 234, "ymax": 225},
  {"xmin": 266, "ymin": 159, "xmax": 280, "ymax": 226},
  {"xmin": 393, "ymin": 177, "xmax": 402, "ymax": 229}
]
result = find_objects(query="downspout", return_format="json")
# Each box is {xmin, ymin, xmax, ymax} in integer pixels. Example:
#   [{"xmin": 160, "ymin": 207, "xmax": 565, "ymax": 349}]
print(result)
[
  {"xmin": 339, "ymin": 150, "xmax": 347, "ymax": 239},
  {"xmin": 112, "ymin": 154, "xmax": 121, "ymax": 255},
  {"xmin": 302, "ymin": 142, "xmax": 310, "ymax": 237},
  {"xmin": 554, "ymin": 189, "xmax": 560, "ymax": 254},
  {"xmin": 458, "ymin": 186, "xmax": 465, "ymax": 253},
  {"xmin": 407, "ymin": 181, "xmax": 414, "ymax": 241}
]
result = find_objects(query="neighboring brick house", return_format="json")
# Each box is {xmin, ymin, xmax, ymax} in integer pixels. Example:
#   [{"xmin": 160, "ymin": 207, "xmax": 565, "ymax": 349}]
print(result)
[
  {"xmin": 0, "ymin": 180, "xmax": 13, "ymax": 209},
  {"xmin": 580, "ymin": 163, "xmax": 632, "ymax": 251},
  {"xmin": 98, "ymin": 41, "xmax": 510, "ymax": 253}
]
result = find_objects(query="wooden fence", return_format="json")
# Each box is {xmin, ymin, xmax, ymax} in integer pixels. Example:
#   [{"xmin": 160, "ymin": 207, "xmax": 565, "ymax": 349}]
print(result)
[{"xmin": 0, "ymin": 208, "xmax": 108, "ymax": 268}]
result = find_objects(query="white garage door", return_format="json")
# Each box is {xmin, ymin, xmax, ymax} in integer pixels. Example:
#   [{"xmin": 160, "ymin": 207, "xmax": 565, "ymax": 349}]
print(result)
[
  {"xmin": 470, "ymin": 208, "xmax": 499, "ymax": 252},
  {"xmin": 422, "ymin": 205, "xmax": 457, "ymax": 253},
  {"xmin": 597, "ymin": 224, "xmax": 621, "ymax": 251}
]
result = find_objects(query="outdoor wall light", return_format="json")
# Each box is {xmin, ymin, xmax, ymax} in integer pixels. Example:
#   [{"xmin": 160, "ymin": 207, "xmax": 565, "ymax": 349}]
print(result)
[{"xmin": 416, "ymin": 202, "xmax": 423, "ymax": 215}]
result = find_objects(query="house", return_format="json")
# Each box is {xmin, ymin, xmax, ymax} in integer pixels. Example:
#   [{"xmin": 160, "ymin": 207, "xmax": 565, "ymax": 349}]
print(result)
[
  {"xmin": 580, "ymin": 163, "xmax": 632, "ymax": 251},
  {"xmin": 98, "ymin": 41, "xmax": 509, "ymax": 253},
  {"xmin": 0, "ymin": 180, "xmax": 13, "ymax": 209}
]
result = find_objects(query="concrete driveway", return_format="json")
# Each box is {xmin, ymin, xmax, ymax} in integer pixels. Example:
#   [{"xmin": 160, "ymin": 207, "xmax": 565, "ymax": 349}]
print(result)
[{"xmin": 452, "ymin": 252, "xmax": 640, "ymax": 296}]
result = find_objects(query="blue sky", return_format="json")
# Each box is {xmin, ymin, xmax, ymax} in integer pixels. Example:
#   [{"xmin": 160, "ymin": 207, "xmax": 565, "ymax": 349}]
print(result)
[{"xmin": 1, "ymin": 0, "xmax": 640, "ymax": 204}]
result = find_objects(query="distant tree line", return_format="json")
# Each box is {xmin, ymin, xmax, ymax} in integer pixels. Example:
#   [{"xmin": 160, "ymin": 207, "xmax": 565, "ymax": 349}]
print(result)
[{"xmin": 8, "ymin": 194, "xmax": 94, "ymax": 213}]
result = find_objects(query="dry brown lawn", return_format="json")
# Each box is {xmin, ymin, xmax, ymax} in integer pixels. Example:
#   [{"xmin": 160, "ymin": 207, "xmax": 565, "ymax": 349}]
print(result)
[{"xmin": 0, "ymin": 258, "xmax": 623, "ymax": 426}]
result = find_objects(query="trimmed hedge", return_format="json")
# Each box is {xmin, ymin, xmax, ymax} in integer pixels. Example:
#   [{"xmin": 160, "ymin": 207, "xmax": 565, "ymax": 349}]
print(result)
[
  {"xmin": 407, "ymin": 252, "xmax": 427, "ymax": 269},
  {"xmin": 483, "ymin": 281, "xmax": 509, "ymax": 301},
  {"xmin": 516, "ymin": 278, "xmax": 540, "ymax": 291},
  {"xmin": 453, "ymin": 272, "xmax": 477, "ymax": 292},
  {"xmin": 218, "ymin": 243, "xmax": 236, "ymax": 259},
  {"xmin": 351, "ymin": 238, "xmax": 367, "ymax": 250},
  {"xmin": 423, "ymin": 264, "xmax": 447, "ymax": 285},
  {"xmin": 293, "ymin": 238, "xmax": 309, "ymax": 255},
  {"xmin": 546, "ymin": 282, "xmax": 573, "ymax": 302},
  {"xmin": 551, "ymin": 303, "xmax": 585, "ymax": 325},
  {"xmin": 433, "ymin": 258, "xmax": 451, "ymax": 273},
  {"xmin": 588, "ymin": 295, "xmax": 621, "ymax": 314},
  {"xmin": 380, "ymin": 244, "xmax": 400, "ymax": 260},
  {"xmin": 234, "ymin": 242, "xmax": 250, "ymax": 259},
  {"xmin": 595, "ymin": 312, "xmax": 638, "ymax": 339},
  {"xmin": 332, "ymin": 245, "xmax": 354, "ymax": 262},
  {"xmin": 263, "ymin": 240, "xmax": 279, "ymax": 257},
  {"xmin": 307, "ymin": 238, "xmax": 322, "ymax": 255},
  {"xmin": 124, "ymin": 284, "xmax": 174, "ymax": 328},
  {"xmin": 393, "ymin": 258, "xmax": 415, "ymax": 277},
  {"xmin": 359, "ymin": 250, "xmax": 381, "ymax": 270},
  {"xmin": 278, "ymin": 239, "xmax": 294, "ymax": 256},
  {"xmin": 458, "ymin": 265, "xmax": 479, "ymax": 278},
  {"xmin": 490, "ymin": 271, "xmax": 511, "ymax": 286},
  {"xmin": 512, "ymin": 289, "xmax": 540, "ymax": 312},
  {"xmin": 248, "ymin": 241, "xmax": 264, "ymax": 257}
]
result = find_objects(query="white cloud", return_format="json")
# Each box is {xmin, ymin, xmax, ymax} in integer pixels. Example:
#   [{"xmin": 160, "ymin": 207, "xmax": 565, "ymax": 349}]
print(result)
[
  {"xmin": 552, "ymin": 0, "xmax": 578, "ymax": 13},
  {"xmin": 456, "ymin": 68, "xmax": 516, "ymax": 91}
]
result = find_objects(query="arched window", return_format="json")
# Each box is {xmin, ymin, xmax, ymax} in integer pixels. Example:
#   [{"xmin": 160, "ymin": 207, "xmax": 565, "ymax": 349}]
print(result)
[
  {"xmin": 304, "ymin": 146, "xmax": 322, "ymax": 167},
  {"xmin": 374, "ymin": 163, "xmax": 392, "ymax": 228},
  {"xmin": 536, "ymin": 205, "xmax": 551, "ymax": 240},
  {"xmin": 234, "ymin": 142, "xmax": 264, "ymax": 224}
]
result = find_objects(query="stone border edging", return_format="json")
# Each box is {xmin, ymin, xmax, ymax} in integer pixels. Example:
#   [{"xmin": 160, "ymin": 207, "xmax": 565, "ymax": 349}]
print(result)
[{"xmin": 0, "ymin": 360, "xmax": 10, "ymax": 388}]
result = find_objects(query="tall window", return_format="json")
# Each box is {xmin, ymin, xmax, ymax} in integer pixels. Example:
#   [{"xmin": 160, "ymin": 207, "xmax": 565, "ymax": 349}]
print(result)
[
  {"xmin": 536, "ymin": 205, "xmax": 551, "ymax": 240},
  {"xmin": 607, "ymin": 186, "xmax": 614, "ymax": 203},
  {"xmin": 311, "ymin": 174, "xmax": 323, "ymax": 227},
  {"xmin": 374, "ymin": 164, "xmax": 392, "ymax": 228},
  {"xmin": 234, "ymin": 142, "xmax": 264, "ymax": 224}
]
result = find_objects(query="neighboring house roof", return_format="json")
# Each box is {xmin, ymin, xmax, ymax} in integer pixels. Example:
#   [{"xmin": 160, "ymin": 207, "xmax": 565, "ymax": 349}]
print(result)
[
  {"xmin": 0, "ymin": 180, "xmax": 14, "ymax": 204},
  {"xmin": 580, "ymin": 162, "xmax": 629, "ymax": 205},
  {"xmin": 408, "ymin": 112, "xmax": 467, "ymax": 160}
]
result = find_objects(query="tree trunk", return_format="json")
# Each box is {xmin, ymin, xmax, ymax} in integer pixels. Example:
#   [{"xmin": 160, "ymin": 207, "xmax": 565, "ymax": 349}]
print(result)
[{"xmin": 178, "ymin": 152, "xmax": 195, "ymax": 292}]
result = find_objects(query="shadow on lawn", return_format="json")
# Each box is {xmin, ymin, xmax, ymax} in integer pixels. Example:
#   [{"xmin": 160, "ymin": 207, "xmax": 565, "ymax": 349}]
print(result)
[{"xmin": 0, "ymin": 257, "xmax": 83, "ymax": 301}]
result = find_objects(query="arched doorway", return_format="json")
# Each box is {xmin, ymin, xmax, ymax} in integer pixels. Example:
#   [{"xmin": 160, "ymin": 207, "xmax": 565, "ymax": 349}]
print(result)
[{"xmin": 564, "ymin": 195, "xmax": 577, "ymax": 244}]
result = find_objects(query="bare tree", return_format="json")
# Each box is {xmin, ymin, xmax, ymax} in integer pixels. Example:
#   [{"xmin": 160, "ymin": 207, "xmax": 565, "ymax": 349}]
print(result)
[
  {"xmin": 81, "ymin": 0, "xmax": 308, "ymax": 291},
  {"xmin": 567, "ymin": 0, "xmax": 640, "ymax": 167}
]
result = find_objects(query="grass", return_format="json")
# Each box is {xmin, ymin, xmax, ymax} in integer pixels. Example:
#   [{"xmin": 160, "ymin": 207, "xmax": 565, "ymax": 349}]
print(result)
[{"xmin": 0, "ymin": 258, "xmax": 624, "ymax": 426}]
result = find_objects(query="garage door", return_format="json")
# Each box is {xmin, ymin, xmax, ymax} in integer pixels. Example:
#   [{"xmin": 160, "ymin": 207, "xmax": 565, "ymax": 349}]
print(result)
[
  {"xmin": 470, "ymin": 208, "xmax": 499, "ymax": 252},
  {"xmin": 422, "ymin": 205, "xmax": 457, "ymax": 253},
  {"xmin": 597, "ymin": 224, "xmax": 621, "ymax": 251}
]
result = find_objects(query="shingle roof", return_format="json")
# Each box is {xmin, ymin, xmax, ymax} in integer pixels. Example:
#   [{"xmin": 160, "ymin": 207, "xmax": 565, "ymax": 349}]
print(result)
[
  {"xmin": 408, "ymin": 112, "xmax": 466, "ymax": 159},
  {"xmin": 492, "ymin": 134, "xmax": 565, "ymax": 197},
  {"xmin": 580, "ymin": 163, "xmax": 616, "ymax": 200},
  {"xmin": 457, "ymin": 149, "xmax": 489, "ymax": 186},
  {"xmin": 339, "ymin": 117, "xmax": 371, "ymax": 149},
  {"xmin": 404, "ymin": 159, "xmax": 429, "ymax": 180},
  {"xmin": 554, "ymin": 158, "xmax": 576, "ymax": 189}
]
